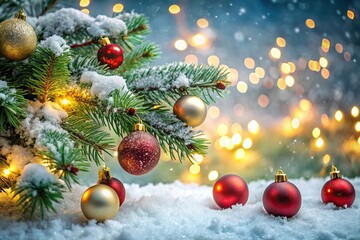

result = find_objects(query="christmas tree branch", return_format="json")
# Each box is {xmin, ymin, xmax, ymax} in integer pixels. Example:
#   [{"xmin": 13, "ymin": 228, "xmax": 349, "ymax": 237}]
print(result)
[
  {"xmin": 69, "ymin": 56, "xmax": 108, "ymax": 79},
  {"xmin": 123, "ymin": 63, "xmax": 230, "ymax": 104},
  {"xmin": 0, "ymin": 81, "xmax": 27, "ymax": 133},
  {"xmin": 117, "ymin": 42, "xmax": 161, "ymax": 73},
  {"xmin": 62, "ymin": 115, "xmax": 116, "ymax": 165},
  {"xmin": 27, "ymin": 47, "xmax": 70, "ymax": 103},
  {"xmin": 39, "ymin": 130, "xmax": 89, "ymax": 189},
  {"xmin": 116, "ymin": 13, "xmax": 150, "ymax": 48}
]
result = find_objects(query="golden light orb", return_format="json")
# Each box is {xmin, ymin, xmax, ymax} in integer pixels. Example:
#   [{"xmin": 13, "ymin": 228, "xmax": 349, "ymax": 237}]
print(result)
[
  {"xmin": 334, "ymin": 110, "xmax": 343, "ymax": 122},
  {"xmin": 312, "ymin": 128, "xmax": 321, "ymax": 138}
]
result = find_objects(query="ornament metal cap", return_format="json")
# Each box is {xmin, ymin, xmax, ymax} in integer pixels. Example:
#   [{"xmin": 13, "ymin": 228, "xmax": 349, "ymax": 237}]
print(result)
[
  {"xmin": 98, "ymin": 166, "xmax": 112, "ymax": 182},
  {"xmin": 98, "ymin": 36, "xmax": 111, "ymax": 46},
  {"xmin": 134, "ymin": 123, "xmax": 145, "ymax": 131},
  {"xmin": 15, "ymin": 8, "xmax": 26, "ymax": 20},
  {"xmin": 275, "ymin": 169, "xmax": 288, "ymax": 182},
  {"xmin": 330, "ymin": 165, "xmax": 341, "ymax": 179}
]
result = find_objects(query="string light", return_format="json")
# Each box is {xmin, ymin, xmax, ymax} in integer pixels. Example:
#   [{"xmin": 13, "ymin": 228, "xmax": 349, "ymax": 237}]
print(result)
[
  {"xmin": 285, "ymin": 75, "xmax": 295, "ymax": 87},
  {"xmin": 208, "ymin": 106, "xmax": 220, "ymax": 119},
  {"xmin": 319, "ymin": 57, "xmax": 328, "ymax": 68},
  {"xmin": 217, "ymin": 124, "xmax": 228, "ymax": 136},
  {"xmin": 2, "ymin": 168, "xmax": 11, "ymax": 176},
  {"xmin": 237, "ymin": 81, "xmax": 248, "ymax": 93},
  {"xmin": 351, "ymin": 106, "xmax": 359, "ymax": 117},
  {"xmin": 208, "ymin": 170, "xmax": 219, "ymax": 181}
]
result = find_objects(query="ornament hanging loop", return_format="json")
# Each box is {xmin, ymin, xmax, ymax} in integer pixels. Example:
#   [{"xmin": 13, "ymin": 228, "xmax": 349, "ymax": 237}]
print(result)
[
  {"xmin": 15, "ymin": 8, "xmax": 26, "ymax": 20},
  {"xmin": 98, "ymin": 35, "xmax": 111, "ymax": 46},
  {"xmin": 330, "ymin": 165, "xmax": 341, "ymax": 179},
  {"xmin": 275, "ymin": 169, "xmax": 288, "ymax": 182}
]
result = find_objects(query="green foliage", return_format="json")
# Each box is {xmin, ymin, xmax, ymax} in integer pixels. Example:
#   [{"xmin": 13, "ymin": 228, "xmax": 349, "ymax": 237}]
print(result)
[
  {"xmin": 117, "ymin": 42, "xmax": 161, "ymax": 73},
  {"xmin": 0, "ymin": 156, "xmax": 10, "ymax": 192},
  {"xmin": 124, "ymin": 63, "xmax": 230, "ymax": 104},
  {"xmin": 13, "ymin": 180, "xmax": 64, "ymax": 219},
  {"xmin": 68, "ymin": 55, "xmax": 108, "ymax": 79},
  {"xmin": 0, "ymin": 82, "xmax": 27, "ymax": 133},
  {"xmin": 40, "ymin": 130, "xmax": 90, "ymax": 189},
  {"xmin": 63, "ymin": 115, "xmax": 115, "ymax": 165},
  {"xmin": 26, "ymin": 47, "xmax": 71, "ymax": 103}
]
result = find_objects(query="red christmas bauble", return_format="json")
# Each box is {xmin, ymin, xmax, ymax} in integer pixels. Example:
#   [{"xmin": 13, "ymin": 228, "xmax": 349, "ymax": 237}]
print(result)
[
  {"xmin": 99, "ymin": 177, "xmax": 126, "ymax": 206},
  {"xmin": 262, "ymin": 181, "xmax": 302, "ymax": 218},
  {"xmin": 213, "ymin": 174, "xmax": 249, "ymax": 208},
  {"xmin": 118, "ymin": 128, "xmax": 160, "ymax": 175},
  {"xmin": 321, "ymin": 178, "xmax": 355, "ymax": 207},
  {"xmin": 97, "ymin": 43, "xmax": 124, "ymax": 69}
]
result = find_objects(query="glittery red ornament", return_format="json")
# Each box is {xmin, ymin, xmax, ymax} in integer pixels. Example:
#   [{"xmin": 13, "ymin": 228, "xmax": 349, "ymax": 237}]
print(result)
[
  {"xmin": 98, "ymin": 167, "xmax": 126, "ymax": 206},
  {"xmin": 97, "ymin": 36, "xmax": 124, "ymax": 70},
  {"xmin": 118, "ymin": 123, "xmax": 160, "ymax": 175},
  {"xmin": 213, "ymin": 174, "xmax": 249, "ymax": 208},
  {"xmin": 321, "ymin": 166, "xmax": 355, "ymax": 208},
  {"xmin": 262, "ymin": 169, "xmax": 301, "ymax": 218}
]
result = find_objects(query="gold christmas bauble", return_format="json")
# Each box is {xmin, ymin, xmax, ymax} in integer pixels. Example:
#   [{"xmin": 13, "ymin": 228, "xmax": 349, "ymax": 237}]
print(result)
[
  {"xmin": 0, "ymin": 17, "xmax": 37, "ymax": 61},
  {"xmin": 173, "ymin": 95, "xmax": 207, "ymax": 127},
  {"xmin": 81, "ymin": 184, "xmax": 119, "ymax": 222}
]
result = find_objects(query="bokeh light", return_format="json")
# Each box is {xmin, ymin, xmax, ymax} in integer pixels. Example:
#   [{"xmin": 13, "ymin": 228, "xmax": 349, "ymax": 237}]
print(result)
[
  {"xmin": 169, "ymin": 4, "xmax": 181, "ymax": 14},
  {"xmin": 113, "ymin": 3, "xmax": 124, "ymax": 13},
  {"xmin": 197, "ymin": 18, "xmax": 209, "ymax": 28},
  {"xmin": 174, "ymin": 39, "xmax": 187, "ymax": 51}
]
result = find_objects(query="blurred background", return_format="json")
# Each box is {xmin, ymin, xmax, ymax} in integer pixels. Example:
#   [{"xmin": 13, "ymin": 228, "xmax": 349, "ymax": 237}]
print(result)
[{"xmin": 67, "ymin": 0, "xmax": 360, "ymax": 185}]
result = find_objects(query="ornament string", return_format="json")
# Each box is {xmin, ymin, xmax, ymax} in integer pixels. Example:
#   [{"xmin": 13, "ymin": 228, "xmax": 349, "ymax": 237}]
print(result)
[{"xmin": 70, "ymin": 39, "xmax": 98, "ymax": 49}]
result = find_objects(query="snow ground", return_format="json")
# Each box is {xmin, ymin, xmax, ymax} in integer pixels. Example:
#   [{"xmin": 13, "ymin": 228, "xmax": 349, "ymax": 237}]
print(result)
[{"xmin": 0, "ymin": 177, "xmax": 359, "ymax": 240}]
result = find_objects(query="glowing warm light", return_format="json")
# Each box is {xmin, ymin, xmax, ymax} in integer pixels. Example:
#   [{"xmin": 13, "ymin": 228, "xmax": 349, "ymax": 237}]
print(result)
[
  {"xmin": 169, "ymin": 4, "xmax": 181, "ymax": 14},
  {"xmin": 322, "ymin": 38, "xmax": 330, "ymax": 50},
  {"xmin": 244, "ymin": 58, "xmax": 255, "ymax": 69},
  {"xmin": 232, "ymin": 133, "xmax": 242, "ymax": 145},
  {"xmin": 269, "ymin": 48, "xmax": 281, "ymax": 59},
  {"xmin": 231, "ymin": 123, "xmax": 242, "ymax": 133},
  {"xmin": 358, "ymin": 137, "xmax": 360, "ymax": 144},
  {"xmin": 208, "ymin": 106, "xmax": 220, "ymax": 119},
  {"xmin": 192, "ymin": 34, "xmax": 207, "ymax": 46},
  {"xmin": 277, "ymin": 78, "xmax": 286, "ymax": 90},
  {"xmin": 299, "ymin": 99, "xmax": 311, "ymax": 111},
  {"xmin": 3, "ymin": 168, "xmax": 10, "ymax": 176},
  {"xmin": 79, "ymin": 0, "xmax": 90, "ymax": 7},
  {"xmin": 321, "ymin": 68, "xmax": 330, "ymax": 79},
  {"xmin": 312, "ymin": 128, "xmax": 321, "ymax": 138},
  {"xmin": 347, "ymin": 10, "xmax": 355, "ymax": 20},
  {"xmin": 355, "ymin": 122, "xmax": 360, "ymax": 132},
  {"xmin": 335, "ymin": 43, "xmax": 343, "ymax": 53},
  {"xmin": 189, "ymin": 164, "xmax": 200, "ymax": 174},
  {"xmin": 237, "ymin": 81, "xmax": 248, "ymax": 93},
  {"xmin": 351, "ymin": 106, "xmax": 359, "ymax": 117},
  {"xmin": 60, "ymin": 98, "xmax": 70, "ymax": 105},
  {"xmin": 249, "ymin": 73, "xmax": 260, "ymax": 84},
  {"xmin": 258, "ymin": 95, "xmax": 269, "ymax": 108},
  {"xmin": 322, "ymin": 154, "xmax": 331, "ymax": 165},
  {"xmin": 197, "ymin": 18, "xmax": 209, "ymax": 28},
  {"xmin": 316, "ymin": 137, "xmax": 324, "ymax": 148},
  {"xmin": 219, "ymin": 136, "xmax": 231, "ymax": 148},
  {"xmin": 276, "ymin": 37, "xmax": 286, "ymax": 47},
  {"xmin": 235, "ymin": 148, "xmax": 246, "ymax": 160},
  {"xmin": 305, "ymin": 19, "xmax": 315, "ymax": 28},
  {"xmin": 285, "ymin": 75, "xmax": 295, "ymax": 87},
  {"xmin": 291, "ymin": 118, "xmax": 300, "ymax": 129},
  {"xmin": 113, "ymin": 151, "xmax": 118, "ymax": 157},
  {"xmin": 327, "ymin": 188, "xmax": 331, "ymax": 193},
  {"xmin": 280, "ymin": 63, "xmax": 291, "ymax": 74},
  {"xmin": 308, "ymin": 60, "xmax": 321, "ymax": 72},
  {"xmin": 321, "ymin": 114, "xmax": 329, "ymax": 126},
  {"xmin": 81, "ymin": 8, "xmax": 90, "ymax": 14},
  {"xmin": 288, "ymin": 62, "xmax": 296, "ymax": 73},
  {"xmin": 255, "ymin": 67, "xmax": 265, "ymax": 78},
  {"xmin": 334, "ymin": 110, "xmax": 343, "ymax": 122},
  {"xmin": 191, "ymin": 154, "xmax": 204, "ymax": 164},
  {"xmin": 208, "ymin": 55, "xmax": 220, "ymax": 66},
  {"xmin": 242, "ymin": 138, "xmax": 252, "ymax": 149},
  {"xmin": 208, "ymin": 170, "xmax": 219, "ymax": 181},
  {"xmin": 174, "ymin": 39, "xmax": 187, "ymax": 51},
  {"xmin": 217, "ymin": 124, "xmax": 228, "ymax": 136},
  {"xmin": 319, "ymin": 57, "xmax": 328, "ymax": 68},
  {"xmin": 248, "ymin": 120, "xmax": 259, "ymax": 135},
  {"xmin": 185, "ymin": 54, "xmax": 198, "ymax": 64},
  {"xmin": 113, "ymin": 3, "xmax": 124, "ymax": 13}
]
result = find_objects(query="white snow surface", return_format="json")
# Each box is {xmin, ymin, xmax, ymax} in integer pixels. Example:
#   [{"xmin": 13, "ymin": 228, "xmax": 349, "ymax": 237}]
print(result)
[
  {"xmin": 17, "ymin": 163, "xmax": 56, "ymax": 188},
  {"xmin": 39, "ymin": 35, "xmax": 70, "ymax": 56},
  {"xmin": 80, "ymin": 71, "xmax": 128, "ymax": 100},
  {"xmin": 35, "ymin": 8, "xmax": 127, "ymax": 38},
  {"xmin": 0, "ymin": 178, "xmax": 359, "ymax": 240}
]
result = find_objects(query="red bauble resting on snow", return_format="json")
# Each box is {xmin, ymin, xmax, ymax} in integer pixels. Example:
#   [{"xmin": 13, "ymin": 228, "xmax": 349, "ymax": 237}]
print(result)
[
  {"xmin": 98, "ymin": 167, "xmax": 126, "ymax": 206},
  {"xmin": 321, "ymin": 165, "xmax": 355, "ymax": 208},
  {"xmin": 118, "ymin": 123, "xmax": 161, "ymax": 175},
  {"xmin": 97, "ymin": 36, "xmax": 124, "ymax": 70},
  {"xmin": 262, "ymin": 169, "xmax": 301, "ymax": 218},
  {"xmin": 213, "ymin": 174, "xmax": 249, "ymax": 208}
]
